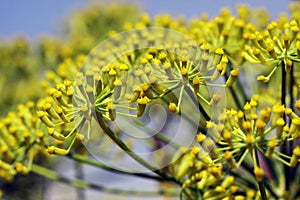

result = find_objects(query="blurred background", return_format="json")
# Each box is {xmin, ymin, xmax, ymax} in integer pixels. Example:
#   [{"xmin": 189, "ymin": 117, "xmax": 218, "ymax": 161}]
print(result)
[
  {"xmin": 0, "ymin": 0, "xmax": 290, "ymax": 40},
  {"xmin": 0, "ymin": 1, "xmax": 293, "ymax": 199}
]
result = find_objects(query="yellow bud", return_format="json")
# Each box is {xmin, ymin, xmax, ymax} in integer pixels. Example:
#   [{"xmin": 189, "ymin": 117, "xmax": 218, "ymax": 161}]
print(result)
[
  {"xmin": 221, "ymin": 175, "xmax": 235, "ymax": 189},
  {"xmin": 255, "ymin": 119, "xmax": 265, "ymax": 137},
  {"xmin": 209, "ymin": 163, "xmax": 223, "ymax": 180},
  {"xmin": 176, "ymin": 153, "xmax": 195, "ymax": 179},
  {"xmin": 48, "ymin": 127, "xmax": 66, "ymax": 141},
  {"xmin": 222, "ymin": 130, "xmax": 232, "ymax": 140},
  {"xmin": 253, "ymin": 167, "xmax": 264, "ymax": 182},
  {"xmin": 15, "ymin": 162, "xmax": 24, "ymax": 173},
  {"xmin": 193, "ymin": 76, "xmax": 200, "ymax": 94},
  {"xmin": 201, "ymin": 43, "xmax": 210, "ymax": 52},
  {"xmin": 225, "ymin": 68, "xmax": 239, "ymax": 87},
  {"xmin": 246, "ymin": 189, "xmax": 256, "ymax": 198},
  {"xmin": 76, "ymin": 134, "xmax": 85, "ymax": 142},
  {"xmin": 224, "ymin": 151, "xmax": 237, "ymax": 168},
  {"xmin": 56, "ymin": 107, "xmax": 69, "ymax": 123},
  {"xmin": 137, "ymin": 97, "xmax": 148, "ymax": 117},
  {"xmin": 285, "ymin": 59, "xmax": 293, "ymax": 72},
  {"xmin": 267, "ymin": 45, "xmax": 277, "ymax": 59},
  {"xmin": 252, "ymin": 48, "xmax": 265, "ymax": 63},
  {"xmin": 169, "ymin": 102, "xmax": 179, "ymax": 114},
  {"xmin": 47, "ymin": 146, "xmax": 68, "ymax": 156},
  {"xmin": 140, "ymin": 57, "xmax": 148, "ymax": 65},
  {"xmin": 290, "ymin": 146, "xmax": 300, "ymax": 167},
  {"xmin": 257, "ymin": 75, "xmax": 270, "ymax": 83},
  {"xmin": 290, "ymin": 118, "xmax": 300, "ymax": 139},
  {"xmin": 107, "ymin": 102, "xmax": 116, "ymax": 121},
  {"xmin": 235, "ymin": 195, "xmax": 246, "ymax": 200},
  {"xmin": 266, "ymin": 139, "xmax": 277, "ymax": 157},
  {"xmin": 119, "ymin": 63, "xmax": 129, "ymax": 71},
  {"xmin": 109, "ymin": 69, "xmax": 117, "ymax": 76},
  {"xmin": 37, "ymin": 111, "xmax": 54, "ymax": 127},
  {"xmin": 243, "ymin": 121, "xmax": 251, "ymax": 132},
  {"xmin": 192, "ymin": 146, "xmax": 201, "ymax": 155},
  {"xmin": 246, "ymin": 134, "xmax": 253, "ymax": 150}
]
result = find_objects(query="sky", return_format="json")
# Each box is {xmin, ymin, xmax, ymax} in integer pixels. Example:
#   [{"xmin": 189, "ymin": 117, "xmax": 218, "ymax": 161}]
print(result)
[{"xmin": 0, "ymin": 0, "xmax": 292, "ymax": 40}]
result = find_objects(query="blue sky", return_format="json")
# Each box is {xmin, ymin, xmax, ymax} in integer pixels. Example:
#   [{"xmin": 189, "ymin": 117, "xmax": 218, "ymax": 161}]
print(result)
[{"xmin": 0, "ymin": 0, "xmax": 291, "ymax": 40}]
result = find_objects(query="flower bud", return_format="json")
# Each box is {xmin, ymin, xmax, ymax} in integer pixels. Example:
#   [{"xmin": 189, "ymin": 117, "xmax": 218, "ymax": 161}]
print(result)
[
  {"xmin": 37, "ymin": 111, "xmax": 54, "ymax": 127},
  {"xmin": 266, "ymin": 45, "xmax": 277, "ymax": 59},
  {"xmin": 176, "ymin": 153, "xmax": 194, "ymax": 179},
  {"xmin": 107, "ymin": 102, "xmax": 116, "ymax": 121},
  {"xmin": 131, "ymin": 86, "xmax": 142, "ymax": 103},
  {"xmin": 266, "ymin": 139, "xmax": 277, "ymax": 157},
  {"xmin": 253, "ymin": 167, "xmax": 264, "ymax": 182},
  {"xmin": 113, "ymin": 79, "xmax": 122, "ymax": 100},
  {"xmin": 47, "ymin": 146, "xmax": 68, "ymax": 156},
  {"xmin": 86, "ymin": 70, "xmax": 94, "ymax": 86},
  {"xmin": 169, "ymin": 102, "xmax": 179, "ymax": 114},
  {"xmin": 290, "ymin": 146, "xmax": 300, "ymax": 167},
  {"xmin": 56, "ymin": 107, "xmax": 69, "ymax": 123},
  {"xmin": 271, "ymin": 104, "xmax": 285, "ymax": 127},
  {"xmin": 224, "ymin": 151, "xmax": 237, "ymax": 168},
  {"xmin": 192, "ymin": 76, "xmax": 200, "ymax": 94},
  {"xmin": 43, "ymin": 103, "xmax": 60, "ymax": 120},
  {"xmin": 256, "ymin": 119, "xmax": 266, "ymax": 137},
  {"xmin": 137, "ymin": 97, "xmax": 148, "ymax": 117},
  {"xmin": 221, "ymin": 175, "xmax": 235, "ymax": 189},
  {"xmin": 48, "ymin": 127, "xmax": 66, "ymax": 141},
  {"xmin": 290, "ymin": 118, "xmax": 300, "ymax": 139},
  {"xmin": 209, "ymin": 163, "xmax": 223, "ymax": 180},
  {"xmin": 226, "ymin": 68, "xmax": 239, "ymax": 87},
  {"xmin": 141, "ymin": 84, "xmax": 154, "ymax": 99},
  {"xmin": 54, "ymin": 91, "xmax": 69, "ymax": 107},
  {"xmin": 85, "ymin": 85, "xmax": 95, "ymax": 104},
  {"xmin": 252, "ymin": 48, "xmax": 265, "ymax": 63},
  {"xmin": 197, "ymin": 133, "xmax": 206, "ymax": 144}
]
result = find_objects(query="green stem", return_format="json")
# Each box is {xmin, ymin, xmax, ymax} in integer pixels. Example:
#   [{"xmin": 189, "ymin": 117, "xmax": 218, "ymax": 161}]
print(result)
[
  {"xmin": 94, "ymin": 112, "xmax": 182, "ymax": 185},
  {"xmin": 157, "ymin": 82, "xmax": 208, "ymax": 130},
  {"xmin": 75, "ymin": 161, "xmax": 85, "ymax": 200},
  {"xmin": 281, "ymin": 62, "xmax": 291, "ymax": 192},
  {"xmin": 31, "ymin": 164, "xmax": 179, "ymax": 196},
  {"xmin": 67, "ymin": 153, "xmax": 167, "ymax": 182},
  {"xmin": 132, "ymin": 119, "xmax": 181, "ymax": 149},
  {"xmin": 281, "ymin": 63, "xmax": 286, "ymax": 107},
  {"xmin": 289, "ymin": 63, "xmax": 294, "ymax": 109},
  {"xmin": 225, "ymin": 62, "xmax": 248, "ymax": 110},
  {"xmin": 253, "ymin": 150, "xmax": 268, "ymax": 200},
  {"xmin": 184, "ymin": 85, "xmax": 211, "ymax": 122}
]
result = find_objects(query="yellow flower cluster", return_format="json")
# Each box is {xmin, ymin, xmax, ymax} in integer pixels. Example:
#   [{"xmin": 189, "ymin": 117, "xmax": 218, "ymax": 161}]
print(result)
[{"xmin": 0, "ymin": 102, "xmax": 48, "ymax": 181}]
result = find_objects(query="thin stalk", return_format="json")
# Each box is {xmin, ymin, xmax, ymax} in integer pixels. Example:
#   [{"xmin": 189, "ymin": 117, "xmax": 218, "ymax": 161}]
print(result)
[
  {"xmin": 31, "ymin": 164, "xmax": 179, "ymax": 197},
  {"xmin": 253, "ymin": 149, "xmax": 267, "ymax": 200},
  {"xmin": 289, "ymin": 63, "xmax": 298, "ymax": 182},
  {"xmin": 94, "ymin": 112, "xmax": 182, "ymax": 185},
  {"xmin": 281, "ymin": 62, "xmax": 291, "ymax": 192},
  {"xmin": 75, "ymin": 161, "xmax": 85, "ymax": 200},
  {"xmin": 184, "ymin": 85, "xmax": 211, "ymax": 121},
  {"xmin": 282, "ymin": 63, "xmax": 286, "ymax": 107},
  {"xmin": 67, "ymin": 153, "xmax": 167, "ymax": 182},
  {"xmin": 225, "ymin": 62, "xmax": 248, "ymax": 110},
  {"xmin": 289, "ymin": 63, "xmax": 294, "ymax": 110},
  {"xmin": 132, "ymin": 119, "xmax": 181, "ymax": 149}
]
